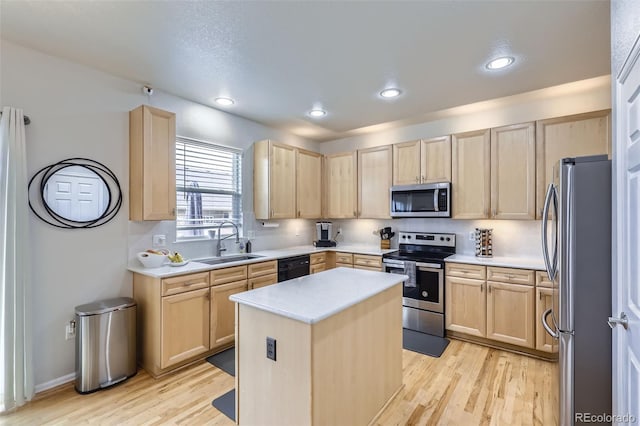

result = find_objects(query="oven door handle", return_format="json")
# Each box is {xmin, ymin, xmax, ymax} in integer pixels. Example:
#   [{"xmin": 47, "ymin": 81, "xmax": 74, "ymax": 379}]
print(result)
[{"xmin": 416, "ymin": 262, "xmax": 442, "ymax": 270}]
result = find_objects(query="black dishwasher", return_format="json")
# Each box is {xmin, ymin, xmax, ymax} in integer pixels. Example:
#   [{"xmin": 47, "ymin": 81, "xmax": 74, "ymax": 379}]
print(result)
[{"xmin": 277, "ymin": 255, "xmax": 310, "ymax": 282}]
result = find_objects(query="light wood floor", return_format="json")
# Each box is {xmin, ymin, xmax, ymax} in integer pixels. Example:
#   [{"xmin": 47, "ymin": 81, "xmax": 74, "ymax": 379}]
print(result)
[{"xmin": 0, "ymin": 339, "xmax": 557, "ymax": 425}]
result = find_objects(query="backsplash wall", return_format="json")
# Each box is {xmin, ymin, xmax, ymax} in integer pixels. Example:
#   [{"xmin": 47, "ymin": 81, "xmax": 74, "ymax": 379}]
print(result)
[{"xmin": 331, "ymin": 218, "xmax": 542, "ymax": 259}]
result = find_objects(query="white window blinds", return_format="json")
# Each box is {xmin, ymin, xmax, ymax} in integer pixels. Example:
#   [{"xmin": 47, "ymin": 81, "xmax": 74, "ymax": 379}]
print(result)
[{"xmin": 175, "ymin": 137, "xmax": 242, "ymax": 239}]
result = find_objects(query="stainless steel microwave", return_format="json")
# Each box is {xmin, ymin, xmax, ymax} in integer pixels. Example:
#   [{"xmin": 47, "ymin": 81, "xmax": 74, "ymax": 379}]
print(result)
[{"xmin": 390, "ymin": 182, "xmax": 451, "ymax": 217}]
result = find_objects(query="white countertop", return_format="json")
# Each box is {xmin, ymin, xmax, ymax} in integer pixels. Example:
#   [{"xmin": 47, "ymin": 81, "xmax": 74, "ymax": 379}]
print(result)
[
  {"xmin": 445, "ymin": 254, "xmax": 546, "ymax": 271},
  {"xmin": 128, "ymin": 245, "xmax": 397, "ymax": 278},
  {"xmin": 230, "ymin": 267, "xmax": 407, "ymax": 324}
]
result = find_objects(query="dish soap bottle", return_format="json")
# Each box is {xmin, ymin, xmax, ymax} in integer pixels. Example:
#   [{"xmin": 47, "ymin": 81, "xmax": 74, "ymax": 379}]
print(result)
[{"xmin": 246, "ymin": 239, "xmax": 252, "ymax": 253}]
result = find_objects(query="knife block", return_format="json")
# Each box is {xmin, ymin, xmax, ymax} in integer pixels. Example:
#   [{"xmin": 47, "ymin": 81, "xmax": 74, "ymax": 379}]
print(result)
[{"xmin": 380, "ymin": 240, "xmax": 391, "ymax": 249}]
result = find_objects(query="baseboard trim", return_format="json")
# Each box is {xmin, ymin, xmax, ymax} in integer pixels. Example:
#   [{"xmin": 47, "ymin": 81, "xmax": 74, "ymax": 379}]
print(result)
[{"xmin": 35, "ymin": 373, "xmax": 75, "ymax": 394}]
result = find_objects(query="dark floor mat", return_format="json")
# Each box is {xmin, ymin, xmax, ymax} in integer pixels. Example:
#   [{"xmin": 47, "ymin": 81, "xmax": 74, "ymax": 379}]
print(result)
[
  {"xmin": 403, "ymin": 329, "xmax": 450, "ymax": 358},
  {"xmin": 206, "ymin": 347, "xmax": 235, "ymax": 376},
  {"xmin": 212, "ymin": 389, "xmax": 235, "ymax": 421}
]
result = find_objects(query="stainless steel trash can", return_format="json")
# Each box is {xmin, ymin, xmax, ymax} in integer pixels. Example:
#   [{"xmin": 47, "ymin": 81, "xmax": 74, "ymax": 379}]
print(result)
[{"xmin": 75, "ymin": 297, "xmax": 137, "ymax": 393}]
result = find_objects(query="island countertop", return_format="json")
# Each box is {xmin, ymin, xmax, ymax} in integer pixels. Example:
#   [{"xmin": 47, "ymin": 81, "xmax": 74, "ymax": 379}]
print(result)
[{"xmin": 230, "ymin": 267, "xmax": 408, "ymax": 324}]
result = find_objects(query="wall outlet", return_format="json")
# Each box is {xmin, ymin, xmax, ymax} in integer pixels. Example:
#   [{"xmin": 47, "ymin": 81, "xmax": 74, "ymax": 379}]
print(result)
[
  {"xmin": 65, "ymin": 320, "xmax": 76, "ymax": 340},
  {"xmin": 469, "ymin": 231, "xmax": 475, "ymax": 241},
  {"xmin": 338, "ymin": 227, "xmax": 342, "ymax": 234},
  {"xmin": 266, "ymin": 337, "xmax": 277, "ymax": 361},
  {"xmin": 152, "ymin": 234, "xmax": 166, "ymax": 247}
]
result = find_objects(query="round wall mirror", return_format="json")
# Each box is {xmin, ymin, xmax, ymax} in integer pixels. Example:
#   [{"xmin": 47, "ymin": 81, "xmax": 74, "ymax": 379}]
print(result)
[
  {"xmin": 28, "ymin": 158, "xmax": 122, "ymax": 229},
  {"xmin": 43, "ymin": 165, "xmax": 111, "ymax": 222}
]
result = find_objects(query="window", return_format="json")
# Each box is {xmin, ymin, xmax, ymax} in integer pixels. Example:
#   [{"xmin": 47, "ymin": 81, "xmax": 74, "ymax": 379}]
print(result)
[{"xmin": 176, "ymin": 137, "xmax": 242, "ymax": 240}]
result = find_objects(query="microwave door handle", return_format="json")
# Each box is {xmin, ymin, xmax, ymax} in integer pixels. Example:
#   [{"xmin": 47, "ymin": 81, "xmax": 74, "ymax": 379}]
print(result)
[{"xmin": 433, "ymin": 189, "xmax": 439, "ymax": 212}]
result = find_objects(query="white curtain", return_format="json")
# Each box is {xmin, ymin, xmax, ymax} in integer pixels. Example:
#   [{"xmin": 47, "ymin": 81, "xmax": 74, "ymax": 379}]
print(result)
[{"xmin": 0, "ymin": 107, "xmax": 34, "ymax": 412}]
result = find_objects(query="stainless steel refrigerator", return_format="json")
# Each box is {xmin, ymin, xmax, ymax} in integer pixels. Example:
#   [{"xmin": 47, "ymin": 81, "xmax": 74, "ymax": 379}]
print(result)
[{"xmin": 541, "ymin": 155, "xmax": 612, "ymax": 425}]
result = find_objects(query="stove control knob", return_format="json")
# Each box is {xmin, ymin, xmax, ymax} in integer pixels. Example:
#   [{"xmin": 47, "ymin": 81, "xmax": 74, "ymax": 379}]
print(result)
[
  {"xmin": 440, "ymin": 237, "xmax": 444, "ymax": 241},
  {"xmin": 446, "ymin": 237, "xmax": 451, "ymax": 241},
  {"xmin": 407, "ymin": 235, "xmax": 411, "ymax": 239},
  {"xmin": 422, "ymin": 291, "xmax": 428, "ymax": 298},
  {"xmin": 401, "ymin": 235, "xmax": 406, "ymax": 239}
]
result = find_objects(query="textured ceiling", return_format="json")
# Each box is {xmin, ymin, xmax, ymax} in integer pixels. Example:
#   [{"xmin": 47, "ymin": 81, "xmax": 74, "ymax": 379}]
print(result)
[{"xmin": 0, "ymin": 1, "xmax": 611, "ymax": 141}]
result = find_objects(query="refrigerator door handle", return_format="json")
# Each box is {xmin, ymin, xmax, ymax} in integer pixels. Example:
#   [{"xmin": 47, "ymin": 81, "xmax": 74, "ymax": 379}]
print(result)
[
  {"xmin": 541, "ymin": 184, "xmax": 557, "ymax": 281},
  {"xmin": 542, "ymin": 308, "xmax": 559, "ymax": 339}
]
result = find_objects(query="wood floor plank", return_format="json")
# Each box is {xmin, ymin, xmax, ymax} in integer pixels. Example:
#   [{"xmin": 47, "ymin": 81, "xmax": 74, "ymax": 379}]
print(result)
[{"xmin": 0, "ymin": 339, "xmax": 557, "ymax": 425}]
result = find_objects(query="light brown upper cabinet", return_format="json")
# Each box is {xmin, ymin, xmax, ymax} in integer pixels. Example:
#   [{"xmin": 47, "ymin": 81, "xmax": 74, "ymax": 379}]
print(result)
[
  {"xmin": 392, "ymin": 140, "xmax": 421, "ymax": 185},
  {"xmin": 535, "ymin": 110, "xmax": 611, "ymax": 218},
  {"xmin": 490, "ymin": 122, "xmax": 536, "ymax": 219},
  {"xmin": 392, "ymin": 137, "xmax": 451, "ymax": 185},
  {"xmin": 254, "ymin": 140, "xmax": 296, "ymax": 219},
  {"xmin": 451, "ymin": 129, "xmax": 491, "ymax": 219},
  {"xmin": 129, "ymin": 105, "xmax": 176, "ymax": 221},
  {"xmin": 296, "ymin": 148, "xmax": 323, "ymax": 218},
  {"xmin": 324, "ymin": 152, "xmax": 358, "ymax": 218},
  {"xmin": 358, "ymin": 145, "xmax": 392, "ymax": 218}
]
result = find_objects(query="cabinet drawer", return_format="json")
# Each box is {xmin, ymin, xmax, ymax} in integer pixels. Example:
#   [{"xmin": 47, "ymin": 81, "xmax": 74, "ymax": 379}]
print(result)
[
  {"xmin": 310, "ymin": 252, "xmax": 326, "ymax": 265},
  {"xmin": 336, "ymin": 263, "xmax": 353, "ymax": 269},
  {"xmin": 335, "ymin": 252, "xmax": 353, "ymax": 264},
  {"xmin": 249, "ymin": 273, "xmax": 278, "ymax": 289},
  {"xmin": 310, "ymin": 263, "xmax": 326, "ymax": 274},
  {"xmin": 354, "ymin": 265, "xmax": 383, "ymax": 272},
  {"xmin": 487, "ymin": 267, "xmax": 534, "ymax": 285},
  {"xmin": 248, "ymin": 260, "xmax": 278, "ymax": 278},
  {"xmin": 536, "ymin": 271, "xmax": 553, "ymax": 288},
  {"xmin": 446, "ymin": 263, "xmax": 486, "ymax": 280},
  {"xmin": 353, "ymin": 254, "xmax": 382, "ymax": 268},
  {"xmin": 210, "ymin": 265, "xmax": 248, "ymax": 286},
  {"xmin": 162, "ymin": 272, "xmax": 209, "ymax": 296}
]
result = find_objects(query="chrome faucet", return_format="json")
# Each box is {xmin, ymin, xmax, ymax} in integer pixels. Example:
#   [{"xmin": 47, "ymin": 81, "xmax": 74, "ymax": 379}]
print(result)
[{"xmin": 215, "ymin": 221, "xmax": 240, "ymax": 257}]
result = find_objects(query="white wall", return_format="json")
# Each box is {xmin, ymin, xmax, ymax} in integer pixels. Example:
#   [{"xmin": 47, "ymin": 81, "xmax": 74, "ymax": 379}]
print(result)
[{"xmin": 0, "ymin": 40, "xmax": 318, "ymax": 387}]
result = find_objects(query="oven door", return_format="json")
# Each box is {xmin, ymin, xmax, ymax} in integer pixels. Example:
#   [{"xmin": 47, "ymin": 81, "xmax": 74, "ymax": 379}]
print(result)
[{"xmin": 402, "ymin": 263, "xmax": 444, "ymax": 313}]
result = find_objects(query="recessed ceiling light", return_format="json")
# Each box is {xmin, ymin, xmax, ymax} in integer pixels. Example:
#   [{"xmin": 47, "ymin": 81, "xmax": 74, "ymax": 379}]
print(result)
[
  {"xmin": 486, "ymin": 56, "xmax": 515, "ymax": 70},
  {"xmin": 215, "ymin": 97, "xmax": 235, "ymax": 106},
  {"xmin": 380, "ymin": 88, "xmax": 402, "ymax": 98},
  {"xmin": 308, "ymin": 109, "xmax": 327, "ymax": 118}
]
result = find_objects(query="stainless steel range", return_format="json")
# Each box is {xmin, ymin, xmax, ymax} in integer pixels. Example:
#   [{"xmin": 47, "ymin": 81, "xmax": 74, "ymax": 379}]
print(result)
[{"xmin": 382, "ymin": 232, "xmax": 456, "ymax": 337}]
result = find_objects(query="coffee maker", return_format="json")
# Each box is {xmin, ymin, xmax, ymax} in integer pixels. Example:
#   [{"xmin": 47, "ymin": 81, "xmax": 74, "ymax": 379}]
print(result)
[{"xmin": 314, "ymin": 221, "xmax": 336, "ymax": 247}]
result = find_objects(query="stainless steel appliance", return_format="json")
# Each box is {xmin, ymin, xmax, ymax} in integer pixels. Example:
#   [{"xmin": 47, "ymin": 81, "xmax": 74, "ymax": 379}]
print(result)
[
  {"xmin": 390, "ymin": 182, "xmax": 451, "ymax": 217},
  {"xmin": 277, "ymin": 254, "xmax": 310, "ymax": 282},
  {"xmin": 540, "ymin": 155, "xmax": 612, "ymax": 425},
  {"xmin": 314, "ymin": 221, "xmax": 336, "ymax": 247},
  {"xmin": 75, "ymin": 297, "xmax": 137, "ymax": 393},
  {"xmin": 383, "ymin": 232, "xmax": 456, "ymax": 337}
]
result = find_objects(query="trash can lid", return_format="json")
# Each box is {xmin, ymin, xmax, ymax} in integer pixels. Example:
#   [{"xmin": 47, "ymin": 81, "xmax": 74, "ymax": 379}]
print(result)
[{"xmin": 75, "ymin": 297, "xmax": 136, "ymax": 316}]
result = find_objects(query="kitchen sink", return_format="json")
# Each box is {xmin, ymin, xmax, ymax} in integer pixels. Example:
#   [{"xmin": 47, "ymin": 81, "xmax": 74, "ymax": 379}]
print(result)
[{"xmin": 196, "ymin": 254, "xmax": 264, "ymax": 265}]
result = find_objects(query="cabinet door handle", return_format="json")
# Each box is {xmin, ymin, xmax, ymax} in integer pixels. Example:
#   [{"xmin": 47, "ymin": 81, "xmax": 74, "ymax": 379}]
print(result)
[
  {"xmin": 421, "ymin": 175, "xmax": 425, "ymax": 183},
  {"xmin": 539, "ymin": 292, "xmax": 543, "ymax": 300},
  {"xmin": 353, "ymin": 211, "xmax": 356, "ymax": 217},
  {"xmin": 480, "ymin": 283, "xmax": 484, "ymax": 292},
  {"xmin": 298, "ymin": 210, "xmax": 301, "ymax": 217},
  {"xmin": 488, "ymin": 284, "xmax": 492, "ymax": 293},
  {"xmin": 270, "ymin": 209, "xmax": 274, "ymax": 217},
  {"xmin": 415, "ymin": 176, "xmax": 419, "ymax": 183}
]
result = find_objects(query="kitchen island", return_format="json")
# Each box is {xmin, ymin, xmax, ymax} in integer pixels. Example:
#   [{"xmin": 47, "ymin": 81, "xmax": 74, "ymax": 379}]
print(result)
[{"xmin": 230, "ymin": 267, "xmax": 407, "ymax": 426}]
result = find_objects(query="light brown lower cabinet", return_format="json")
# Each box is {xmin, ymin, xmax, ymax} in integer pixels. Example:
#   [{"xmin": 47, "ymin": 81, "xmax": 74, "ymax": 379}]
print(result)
[
  {"xmin": 353, "ymin": 254, "xmax": 382, "ymax": 271},
  {"xmin": 445, "ymin": 263, "xmax": 547, "ymax": 354},
  {"xmin": 310, "ymin": 253, "xmax": 326, "ymax": 274},
  {"xmin": 310, "ymin": 263, "xmax": 326, "ymax": 274},
  {"xmin": 210, "ymin": 280, "xmax": 248, "ymax": 349},
  {"xmin": 536, "ymin": 286, "xmax": 557, "ymax": 353},
  {"xmin": 161, "ymin": 287, "xmax": 210, "ymax": 368},
  {"xmin": 445, "ymin": 275, "xmax": 486, "ymax": 337},
  {"xmin": 486, "ymin": 281, "xmax": 535, "ymax": 348}
]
